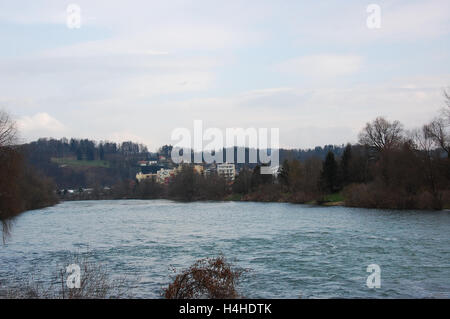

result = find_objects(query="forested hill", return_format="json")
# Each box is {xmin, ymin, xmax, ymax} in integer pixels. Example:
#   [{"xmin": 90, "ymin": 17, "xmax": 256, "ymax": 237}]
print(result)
[
  {"xmin": 19, "ymin": 138, "xmax": 152, "ymax": 189},
  {"xmin": 19, "ymin": 137, "xmax": 346, "ymax": 189}
]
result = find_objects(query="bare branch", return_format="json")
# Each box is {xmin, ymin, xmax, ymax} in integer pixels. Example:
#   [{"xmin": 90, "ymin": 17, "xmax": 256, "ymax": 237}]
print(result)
[
  {"xmin": 0, "ymin": 110, "xmax": 17, "ymax": 147},
  {"xmin": 444, "ymin": 87, "xmax": 450, "ymax": 108},
  {"xmin": 424, "ymin": 117, "xmax": 450, "ymax": 156}
]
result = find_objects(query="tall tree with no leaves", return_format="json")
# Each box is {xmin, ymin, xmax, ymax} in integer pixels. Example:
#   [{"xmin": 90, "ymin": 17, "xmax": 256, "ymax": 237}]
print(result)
[
  {"xmin": 0, "ymin": 110, "xmax": 20, "ymax": 235},
  {"xmin": 424, "ymin": 118, "xmax": 450, "ymax": 157},
  {"xmin": 443, "ymin": 87, "xmax": 450, "ymax": 111},
  {"xmin": 358, "ymin": 117, "xmax": 404, "ymax": 152},
  {"xmin": 0, "ymin": 110, "xmax": 17, "ymax": 147},
  {"xmin": 423, "ymin": 89, "xmax": 450, "ymax": 157}
]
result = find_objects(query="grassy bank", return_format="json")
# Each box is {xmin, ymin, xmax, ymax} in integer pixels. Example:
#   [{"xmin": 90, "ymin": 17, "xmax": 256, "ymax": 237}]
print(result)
[{"xmin": 51, "ymin": 157, "xmax": 110, "ymax": 168}]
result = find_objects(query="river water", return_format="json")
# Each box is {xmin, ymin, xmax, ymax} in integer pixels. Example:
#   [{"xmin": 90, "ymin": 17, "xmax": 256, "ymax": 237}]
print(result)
[{"xmin": 1, "ymin": 200, "xmax": 449, "ymax": 298}]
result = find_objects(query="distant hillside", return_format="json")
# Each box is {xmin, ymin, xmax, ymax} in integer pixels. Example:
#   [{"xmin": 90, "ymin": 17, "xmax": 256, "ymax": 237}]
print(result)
[
  {"xmin": 20, "ymin": 138, "xmax": 151, "ymax": 189},
  {"xmin": 20, "ymin": 138, "xmax": 345, "ymax": 189},
  {"xmin": 51, "ymin": 157, "xmax": 110, "ymax": 168}
]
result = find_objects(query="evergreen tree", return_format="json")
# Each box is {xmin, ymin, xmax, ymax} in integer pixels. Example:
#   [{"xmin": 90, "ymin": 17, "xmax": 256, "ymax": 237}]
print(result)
[
  {"xmin": 320, "ymin": 151, "xmax": 338, "ymax": 193},
  {"xmin": 340, "ymin": 144, "xmax": 352, "ymax": 186},
  {"xmin": 278, "ymin": 159, "xmax": 290, "ymax": 188},
  {"xmin": 99, "ymin": 144, "xmax": 105, "ymax": 160},
  {"xmin": 86, "ymin": 146, "xmax": 95, "ymax": 161},
  {"xmin": 251, "ymin": 165, "xmax": 272, "ymax": 190},
  {"xmin": 76, "ymin": 148, "xmax": 83, "ymax": 161},
  {"xmin": 232, "ymin": 168, "xmax": 252, "ymax": 194}
]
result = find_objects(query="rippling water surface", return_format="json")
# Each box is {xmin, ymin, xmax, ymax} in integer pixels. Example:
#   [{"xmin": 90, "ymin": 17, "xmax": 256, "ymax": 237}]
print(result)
[{"xmin": 1, "ymin": 200, "xmax": 449, "ymax": 298}]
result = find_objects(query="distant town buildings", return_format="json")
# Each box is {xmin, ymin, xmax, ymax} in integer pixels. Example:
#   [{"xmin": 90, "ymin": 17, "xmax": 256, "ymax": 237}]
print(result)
[
  {"xmin": 156, "ymin": 168, "xmax": 176, "ymax": 184},
  {"xmin": 135, "ymin": 160, "xmax": 236, "ymax": 184},
  {"xmin": 193, "ymin": 165, "xmax": 204, "ymax": 175},
  {"xmin": 135, "ymin": 171, "xmax": 156, "ymax": 182},
  {"xmin": 217, "ymin": 163, "xmax": 235, "ymax": 181},
  {"xmin": 136, "ymin": 162, "xmax": 162, "ymax": 182},
  {"xmin": 138, "ymin": 160, "xmax": 158, "ymax": 166}
]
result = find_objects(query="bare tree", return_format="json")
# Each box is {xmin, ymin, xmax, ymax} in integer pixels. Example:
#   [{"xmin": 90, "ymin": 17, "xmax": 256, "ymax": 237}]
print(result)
[
  {"xmin": 440, "ymin": 87, "xmax": 450, "ymax": 125},
  {"xmin": 358, "ymin": 117, "xmax": 404, "ymax": 151},
  {"xmin": 410, "ymin": 128, "xmax": 433, "ymax": 153},
  {"xmin": 409, "ymin": 128, "xmax": 438, "ymax": 195},
  {"xmin": 444, "ymin": 87, "xmax": 450, "ymax": 108},
  {"xmin": 422, "ymin": 89, "xmax": 450, "ymax": 157},
  {"xmin": 424, "ymin": 118, "xmax": 450, "ymax": 157},
  {"xmin": 0, "ymin": 110, "xmax": 17, "ymax": 147},
  {"xmin": 0, "ymin": 110, "xmax": 19, "ymax": 236}
]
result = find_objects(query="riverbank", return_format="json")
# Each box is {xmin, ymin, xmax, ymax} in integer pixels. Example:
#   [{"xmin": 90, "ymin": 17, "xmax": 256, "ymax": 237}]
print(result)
[
  {"xmin": 55, "ymin": 191, "xmax": 383, "ymax": 211},
  {"xmin": 57, "ymin": 189, "xmax": 450, "ymax": 211},
  {"xmin": 57, "ymin": 188, "xmax": 347, "ymax": 208}
]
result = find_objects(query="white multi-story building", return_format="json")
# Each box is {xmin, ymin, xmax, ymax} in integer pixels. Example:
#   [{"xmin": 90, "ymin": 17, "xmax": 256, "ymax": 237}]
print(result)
[{"xmin": 217, "ymin": 163, "xmax": 235, "ymax": 181}]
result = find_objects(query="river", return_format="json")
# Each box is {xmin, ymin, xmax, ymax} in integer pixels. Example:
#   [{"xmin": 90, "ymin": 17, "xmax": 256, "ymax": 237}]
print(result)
[{"xmin": 1, "ymin": 200, "xmax": 449, "ymax": 298}]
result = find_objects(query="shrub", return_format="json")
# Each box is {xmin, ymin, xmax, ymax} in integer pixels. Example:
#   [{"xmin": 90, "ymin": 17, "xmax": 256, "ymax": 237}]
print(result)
[
  {"xmin": 163, "ymin": 256, "xmax": 246, "ymax": 299},
  {"xmin": 343, "ymin": 183, "xmax": 443, "ymax": 210},
  {"xmin": 0, "ymin": 254, "xmax": 131, "ymax": 299},
  {"xmin": 442, "ymin": 190, "xmax": 450, "ymax": 209},
  {"xmin": 289, "ymin": 191, "xmax": 317, "ymax": 204}
]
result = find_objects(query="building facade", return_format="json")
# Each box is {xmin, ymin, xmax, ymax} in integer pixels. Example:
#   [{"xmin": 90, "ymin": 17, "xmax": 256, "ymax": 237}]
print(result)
[{"xmin": 217, "ymin": 163, "xmax": 235, "ymax": 181}]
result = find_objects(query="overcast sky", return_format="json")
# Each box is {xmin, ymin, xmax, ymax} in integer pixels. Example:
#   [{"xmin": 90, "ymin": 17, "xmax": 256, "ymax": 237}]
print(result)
[{"xmin": 1, "ymin": 0, "xmax": 450, "ymax": 150}]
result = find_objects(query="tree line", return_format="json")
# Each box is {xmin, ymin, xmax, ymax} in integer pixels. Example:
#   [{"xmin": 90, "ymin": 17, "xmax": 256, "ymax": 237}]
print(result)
[
  {"xmin": 0, "ymin": 111, "xmax": 58, "ymax": 235},
  {"xmin": 117, "ymin": 90, "xmax": 450, "ymax": 209},
  {"xmin": 18, "ymin": 136, "xmax": 347, "ymax": 191},
  {"xmin": 20, "ymin": 138, "xmax": 152, "ymax": 189}
]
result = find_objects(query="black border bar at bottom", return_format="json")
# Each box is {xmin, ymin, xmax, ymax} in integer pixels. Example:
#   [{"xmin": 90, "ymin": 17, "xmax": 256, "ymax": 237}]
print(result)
[{"xmin": 0, "ymin": 299, "xmax": 447, "ymax": 318}]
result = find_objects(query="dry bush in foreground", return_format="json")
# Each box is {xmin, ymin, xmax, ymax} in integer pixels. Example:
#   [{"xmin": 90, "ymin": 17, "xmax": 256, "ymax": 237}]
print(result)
[
  {"xmin": 164, "ymin": 256, "xmax": 246, "ymax": 299},
  {"xmin": 0, "ymin": 254, "xmax": 131, "ymax": 299}
]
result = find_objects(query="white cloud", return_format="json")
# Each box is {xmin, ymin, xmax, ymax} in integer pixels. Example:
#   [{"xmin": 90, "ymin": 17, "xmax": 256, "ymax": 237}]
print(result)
[
  {"xmin": 118, "ymin": 72, "xmax": 214, "ymax": 98},
  {"xmin": 143, "ymin": 75, "xmax": 449, "ymax": 149},
  {"xmin": 17, "ymin": 112, "xmax": 67, "ymax": 140},
  {"xmin": 275, "ymin": 55, "xmax": 364, "ymax": 79},
  {"xmin": 239, "ymin": 88, "xmax": 294, "ymax": 99},
  {"xmin": 281, "ymin": 0, "xmax": 450, "ymax": 46},
  {"xmin": 108, "ymin": 131, "xmax": 147, "ymax": 144},
  {"xmin": 2, "ymin": 1, "xmax": 449, "ymax": 150},
  {"xmin": 381, "ymin": 0, "xmax": 450, "ymax": 40}
]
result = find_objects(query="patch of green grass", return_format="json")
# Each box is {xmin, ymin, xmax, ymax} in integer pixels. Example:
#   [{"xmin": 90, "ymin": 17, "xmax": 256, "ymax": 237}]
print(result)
[
  {"xmin": 323, "ymin": 192, "xmax": 345, "ymax": 202},
  {"xmin": 51, "ymin": 157, "xmax": 110, "ymax": 168},
  {"xmin": 224, "ymin": 193, "xmax": 243, "ymax": 201}
]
